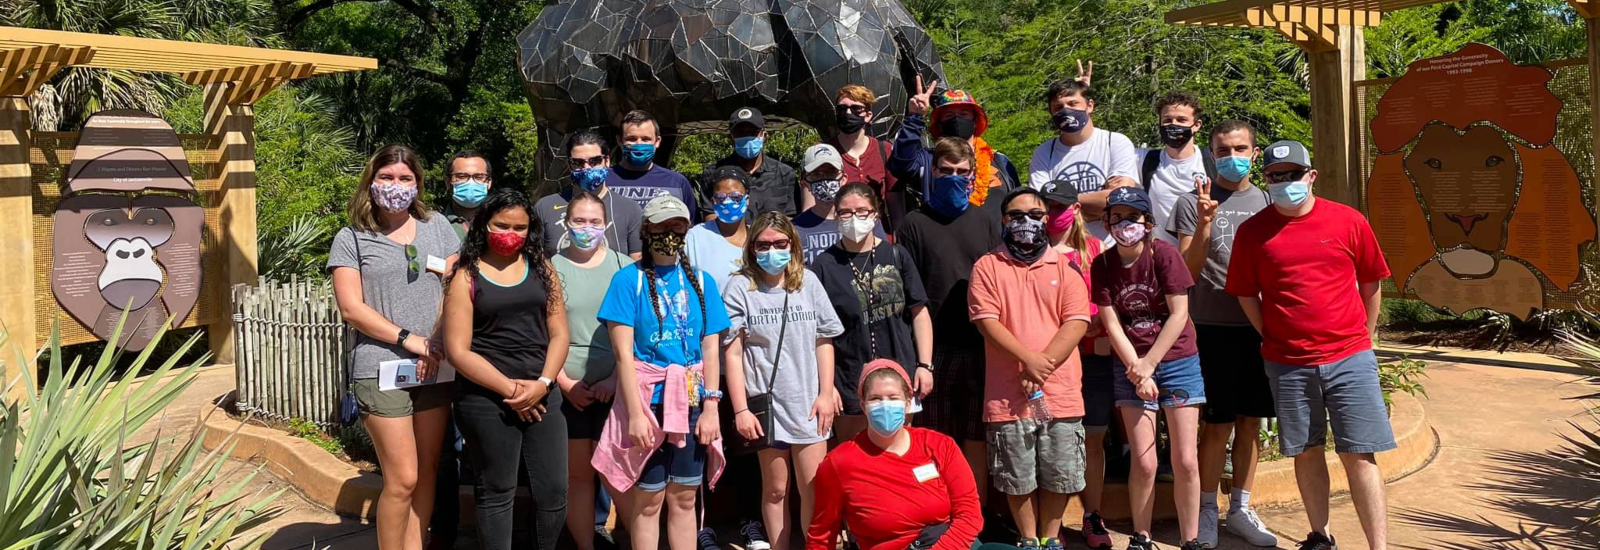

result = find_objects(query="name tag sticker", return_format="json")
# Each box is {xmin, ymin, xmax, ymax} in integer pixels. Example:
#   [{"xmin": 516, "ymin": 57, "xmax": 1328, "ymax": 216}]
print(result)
[
  {"xmin": 913, "ymin": 463, "xmax": 939, "ymax": 483},
  {"xmin": 426, "ymin": 255, "xmax": 448, "ymax": 274}
]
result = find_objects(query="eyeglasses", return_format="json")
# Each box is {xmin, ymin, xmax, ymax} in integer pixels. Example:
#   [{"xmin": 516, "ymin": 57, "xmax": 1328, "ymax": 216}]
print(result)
[
  {"xmin": 1004, "ymin": 209, "xmax": 1048, "ymax": 222},
  {"xmin": 835, "ymin": 104, "xmax": 869, "ymax": 115},
  {"xmin": 753, "ymin": 239, "xmax": 791, "ymax": 252},
  {"xmin": 714, "ymin": 192, "xmax": 746, "ymax": 203},
  {"xmin": 935, "ymin": 169, "xmax": 974, "ymax": 178},
  {"xmin": 450, "ymin": 172, "xmax": 490, "ymax": 182},
  {"xmin": 404, "ymin": 243, "xmax": 420, "ymax": 275},
  {"xmin": 568, "ymin": 155, "xmax": 607, "ymax": 169},
  {"xmin": 837, "ymin": 208, "xmax": 876, "ymax": 220},
  {"xmin": 1264, "ymin": 169, "xmax": 1309, "ymax": 184}
]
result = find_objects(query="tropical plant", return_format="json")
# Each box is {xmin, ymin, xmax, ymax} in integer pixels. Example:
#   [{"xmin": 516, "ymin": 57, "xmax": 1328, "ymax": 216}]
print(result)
[
  {"xmin": 0, "ymin": 319, "xmax": 280, "ymax": 549},
  {"xmin": 1556, "ymin": 325, "xmax": 1600, "ymax": 527},
  {"xmin": 1377, "ymin": 355, "xmax": 1429, "ymax": 409},
  {"xmin": 259, "ymin": 214, "xmax": 329, "ymax": 279}
]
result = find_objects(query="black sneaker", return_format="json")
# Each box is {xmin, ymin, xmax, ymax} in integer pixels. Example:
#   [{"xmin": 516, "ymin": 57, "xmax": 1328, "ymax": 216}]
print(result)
[
  {"xmin": 698, "ymin": 527, "xmax": 721, "ymax": 550},
  {"xmin": 1180, "ymin": 540, "xmax": 1208, "ymax": 550},
  {"xmin": 739, "ymin": 520, "xmax": 772, "ymax": 550},
  {"xmin": 1126, "ymin": 534, "xmax": 1156, "ymax": 550},
  {"xmin": 1297, "ymin": 532, "xmax": 1338, "ymax": 550},
  {"xmin": 594, "ymin": 527, "xmax": 619, "ymax": 550}
]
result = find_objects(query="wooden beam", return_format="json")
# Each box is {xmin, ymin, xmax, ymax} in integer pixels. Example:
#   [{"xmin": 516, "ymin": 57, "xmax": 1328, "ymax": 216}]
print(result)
[
  {"xmin": 1568, "ymin": 0, "xmax": 1593, "ymax": 19},
  {"xmin": 0, "ymin": 26, "xmax": 375, "ymax": 75},
  {"xmin": 206, "ymin": 100, "xmax": 258, "ymax": 365},
  {"xmin": 0, "ymin": 45, "xmax": 93, "ymax": 97},
  {"xmin": 0, "ymin": 97, "xmax": 35, "ymax": 403},
  {"xmin": 1306, "ymin": 24, "xmax": 1366, "ymax": 207}
]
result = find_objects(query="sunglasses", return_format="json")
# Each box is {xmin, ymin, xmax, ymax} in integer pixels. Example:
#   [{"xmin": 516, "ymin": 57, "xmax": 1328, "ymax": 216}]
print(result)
[
  {"xmin": 753, "ymin": 239, "xmax": 791, "ymax": 252},
  {"xmin": 405, "ymin": 243, "xmax": 420, "ymax": 275},
  {"xmin": 835, "ymin": 104, "xmax": 869, "ymax": 115},
  {"xmin": 1264, "ymin": 169, "xmax": 1309, "ymax": 184},
  {"xmin": 1004, "ymin": 209, "xmax": 1048, "ymax": 222},
  {"xmin": 568, "ymin": 155, "xmax": 607, "ymax": 169},
  {"xmin": 714, "ymin": 192, "xmax": 746, "ymax": 203}
]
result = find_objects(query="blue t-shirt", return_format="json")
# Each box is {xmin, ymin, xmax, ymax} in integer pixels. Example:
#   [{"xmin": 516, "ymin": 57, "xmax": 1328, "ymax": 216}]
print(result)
[
  {"xmin": 685, "ymin": 221, "xmax": 746, "ymax": 292},
  {"xmin": 598, "ymin": 262, "xmax": 731, "ymax": 369},
  {"xmin": 607, "ymin": 164, "xmax": 698, "ymax": 211},
  {"xmin": 792, "ymin": 210, "xmax": 887, "ymax": 265}
]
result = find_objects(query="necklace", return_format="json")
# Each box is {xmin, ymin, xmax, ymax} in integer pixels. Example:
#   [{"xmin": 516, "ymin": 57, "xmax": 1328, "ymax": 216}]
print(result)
[{"xmin": 845, "ymin": 241, "xmax": 881, "ymax": 356}]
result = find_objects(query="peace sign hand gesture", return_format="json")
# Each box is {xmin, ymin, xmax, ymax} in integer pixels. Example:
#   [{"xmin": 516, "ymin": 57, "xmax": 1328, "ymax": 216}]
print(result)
[
  {"xmin": 1195, "ymin": 175, "xmax": 1219, "ymax": 225},
  {"xmin": 908, "ymin": 75, "xmax": 940, "ymax": 117},
  {"xmin": 1075, "ymin": 59, "xmax": 1094, "ymax": 87}
]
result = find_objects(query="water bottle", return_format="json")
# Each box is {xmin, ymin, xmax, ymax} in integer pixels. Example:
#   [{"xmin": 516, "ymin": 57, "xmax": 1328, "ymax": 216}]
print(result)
[{"xmin": 1028, "ymin": 390, "xmax": 1052, "ymax": 423}]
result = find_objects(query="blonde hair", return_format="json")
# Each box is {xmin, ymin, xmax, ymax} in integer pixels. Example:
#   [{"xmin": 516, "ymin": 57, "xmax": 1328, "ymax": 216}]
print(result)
[
  {"xmin": 740, "ymin": 212, "xmax": 805, "ymax": 292},
  {"xmin": 348, "ymin": 144, "xmax": 430, "ymax": 232},
  {"xmin": 1059, "ymin": 205, "xmax": 1093, "ymax": 271},
  {"xmin": 836, "ymin": 85, "xmax": 876, "ymax": 108}
]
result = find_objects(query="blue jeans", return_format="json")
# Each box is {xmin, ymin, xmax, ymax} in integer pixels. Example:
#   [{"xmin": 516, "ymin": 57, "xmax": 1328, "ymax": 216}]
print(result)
[
  {"xmin": 1113, "ymin": 354, "xmax": 1207, "ymax": 410},
  {"xmin": 1265, "ymin": 350, "xmax": 1396, "ymax": 456}
]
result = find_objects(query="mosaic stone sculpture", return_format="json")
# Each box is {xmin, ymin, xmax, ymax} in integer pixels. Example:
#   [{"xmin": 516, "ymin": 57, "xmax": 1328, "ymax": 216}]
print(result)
[{"xmin": 517, "ymin": 0, "xmax": 946, "ymax": 182}]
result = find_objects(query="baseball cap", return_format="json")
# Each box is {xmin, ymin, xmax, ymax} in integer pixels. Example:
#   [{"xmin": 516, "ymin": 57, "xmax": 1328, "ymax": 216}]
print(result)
[
  {"xmin": 729, "ymin": 107, "xmax": 765, "ymax": 132},
  {"xmin": 1106, "ymin": 186, "xmax": 1152, "ymax": 214},
  {"xmin": 642, "ymin": 194, "xmax": 691, "ymax": 224},
  {"xmin": 1038, "ymin": 180, "xmax": 1079, "ymax": 207},
  {"xmin": 1262, "ymin": 140, "xmax": 1312, "ymax": 170},
  {"xmin": 803, "ymin": 144, "xmax": 844, "ymax": 172}
]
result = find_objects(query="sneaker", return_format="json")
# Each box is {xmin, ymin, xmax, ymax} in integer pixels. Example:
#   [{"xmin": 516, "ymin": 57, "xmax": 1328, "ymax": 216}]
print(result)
[
  {"xmin": 1017, "ymin": 538, "xmax": 1041, "ymax": 550},
  {"xmin": 698, "ymin": 527, "xmax": 721, "ymax": 550},
  {"xmin": 1226, "ymin": 507, "xmax": 1279, "ymax": 547},
  {"xmin": 1296, "ymin": 531, "xmax": 1337, "ymax": 550},
  {"xmin": 1040, "ymin": 537, "xmax": 1064, "ymax": 550},
  {"xmin": 1082, "ymin": 513, "xmax": 1113, "ymax": 549},
  {"xmin": 1157, "ymin": 462, "xmax": 1175, "ymax": 483},
  {"xmin": 1126, "ymin": 534, "xmax": 1156, "ymax": 550},
  {"xmin": 1181, "ymin": 540, "xmax": 1209, "ymax": 550},
  {"xmin": 1198, "ymin": 503, "xmax": 1219, "ymax": 548},
  {"xmin": 739, "ymin": 520, "xmax": 771, "ymax": 550},
  {"xmin": 594, "ymin": 527, "xmax": 619, "ymax": 550}
]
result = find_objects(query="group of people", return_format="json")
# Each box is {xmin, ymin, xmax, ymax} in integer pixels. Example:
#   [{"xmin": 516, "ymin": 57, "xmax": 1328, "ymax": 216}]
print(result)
[{"xmin": 330, "ymin": 74, "xmax": 1397, "ymax": 550}]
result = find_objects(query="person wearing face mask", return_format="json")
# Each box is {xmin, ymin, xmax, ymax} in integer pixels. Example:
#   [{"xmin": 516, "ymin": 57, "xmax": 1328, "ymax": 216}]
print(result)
[
  {"xmin": 888, "ymin": 77, "xmax": 1019, "ymax": 213},
  {"xmin": 442, "ymin": 150, "xmax": 495, "ymax": 241},
  {"xmin": 894, "ymin": 137, "xmax": 1003, "ymax": 515},
  {"xmin": 793, "ymin": 144, "xmax": 888, "ymax": 265},
  {"xmin": 968, "ymin": 189, "xmax": 1093, "ymax": 550},
  {"xmin": 1028, "ymin": 78, "xmax": 1140, "ymax": 251},
  {"xmin": 1163, "ymin": 121, "xmax": 1277, "ymax": 548},
  {"xmin": 440, "ymin": 189, "xmax": 571, "ymax": 550},
  {"xmin": 595, "ymin": 195, "xmax": 731, "ymax": 550},
  {"xmin": 1225, "ymin": 141, "xmax": 1393, "ymax": 550},
  {"xmin": 722, "ymin": 212, "xmax": 845, "ymax": 550},
  {"xmin": 823, "ymin": 85, "xmax": 903, "ymax": 232},
  {"xmin": 807, "ymin": 359, "xmax": 982, "ymax": 550},
  {"xmin": 535, "ymin": 131, "xmax": 645, "ymax": 260},
  {"xmin": 1088, "ymin": 186, "xmax": 1205, "ymax": 550},
  {"xmin": 686, "ymin": 166, "xmax": 753, "ymax": 291},
  {"xmin": 328, "ymin": 145, "xmax": 459, "ymax": 550},
  {"xmin": 609, "ymin": 110, "xmax": 699, "ymax": 211},
  {"xmin": 1138, "ymin": 92, "xmax": 1220, "ymax": 245},
  {"xmin": 702, "ymin": 107, "xmax": 806, "ymax": 219},
  {"xmin": 810, "ymin": 183, "xmax": 933, "ymax": 444}
]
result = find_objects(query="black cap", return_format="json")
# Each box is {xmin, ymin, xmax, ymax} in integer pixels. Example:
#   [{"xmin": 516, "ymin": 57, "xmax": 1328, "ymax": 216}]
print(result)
[
  {"xmin": 1038, "ymin": 180, "xmax": 1079, "ymax": 207},
  {"xmin": 729, "ymin": 107, "xmax": 765, "ymax": 131}
]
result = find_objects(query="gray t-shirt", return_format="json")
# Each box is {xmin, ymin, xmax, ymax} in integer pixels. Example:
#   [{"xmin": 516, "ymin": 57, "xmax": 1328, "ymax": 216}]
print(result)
[
  {"xmin": 327, "ymin": 214, "xmax": 461, "ymax": 378},
  {"xmin": 1166, "ymin": 184, "xmax": 1271, "ymax": 326},
  {"xmin": 723, "ymin": 271, "xmax": 844, "ymax": 444},
  {"xmin": 552, "ymin": 249, "xmax": 630, "ymax": 384},
  {"xmin": 534, "ymin": 187, "xmax": 644, "ymax": 257}
]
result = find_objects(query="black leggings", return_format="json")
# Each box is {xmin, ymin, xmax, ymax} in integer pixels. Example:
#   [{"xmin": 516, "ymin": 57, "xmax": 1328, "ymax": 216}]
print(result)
[{"xmin": 456, "ymin": 391, "xmax": 569, "ymax": 550}]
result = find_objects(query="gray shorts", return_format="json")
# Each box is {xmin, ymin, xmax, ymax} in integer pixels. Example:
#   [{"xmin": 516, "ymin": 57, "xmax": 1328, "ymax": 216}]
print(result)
[
  {"xmin": 986, "ymin": 419, "xmax": 1086, "ymax": 496},
  {"xmin": 1265, "ymin": 350, "xmax": 1397, "ymax": 457}
]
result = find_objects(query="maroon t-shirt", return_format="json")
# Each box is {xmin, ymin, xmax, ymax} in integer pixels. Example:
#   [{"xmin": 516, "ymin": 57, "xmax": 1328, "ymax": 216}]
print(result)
[{"xmin": 1090, "ymin": 239, "xmax": 1198, "ymax": 361}]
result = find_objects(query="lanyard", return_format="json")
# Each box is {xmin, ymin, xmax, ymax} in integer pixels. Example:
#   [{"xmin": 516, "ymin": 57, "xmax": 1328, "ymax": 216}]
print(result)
[{"xmin": 846, "ymin": 240, "xmax": 881, "ymax": 356}]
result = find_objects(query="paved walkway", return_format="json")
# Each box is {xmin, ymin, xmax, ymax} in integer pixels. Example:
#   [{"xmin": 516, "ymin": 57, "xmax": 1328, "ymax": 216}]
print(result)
[{"xmin": 143, "ymin": 357, "xmax": 1599, "ymax": 550}]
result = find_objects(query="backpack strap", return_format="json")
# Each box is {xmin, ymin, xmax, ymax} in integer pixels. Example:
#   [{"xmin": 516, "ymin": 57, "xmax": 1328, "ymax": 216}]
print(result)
[
  {"xmin": 1199, "ymin": 147, "xmax": 1220, "ymax": 185},
  {"xmin": 1140, "ymin": 149, "xmax": 1161, "ymax": 191}
]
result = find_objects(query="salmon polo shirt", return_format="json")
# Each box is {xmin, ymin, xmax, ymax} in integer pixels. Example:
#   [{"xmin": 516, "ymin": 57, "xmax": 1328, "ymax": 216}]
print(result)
[{"xmin": 968, "ymin": 246, "xmax": 1093, "ymax": 422}]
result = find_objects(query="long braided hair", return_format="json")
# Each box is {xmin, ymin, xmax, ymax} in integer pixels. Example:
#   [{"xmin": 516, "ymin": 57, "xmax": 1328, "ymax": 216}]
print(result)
[{"xmin": 640, "ymin": 224, "xmax": 707, "ymax": 344}]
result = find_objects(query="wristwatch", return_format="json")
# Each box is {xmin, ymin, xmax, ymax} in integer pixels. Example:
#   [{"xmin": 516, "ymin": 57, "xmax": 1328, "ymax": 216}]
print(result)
[
  {"xmin": 915, "ymin": 362, "xmax": 933, "ymax": 373},
  {"xmin": 537, "ymin": 376, "xmax": 555, "ymax": 389},
  {"xmin": 395, "ymin": 328, "xmax": 411, "ymax": 346}
]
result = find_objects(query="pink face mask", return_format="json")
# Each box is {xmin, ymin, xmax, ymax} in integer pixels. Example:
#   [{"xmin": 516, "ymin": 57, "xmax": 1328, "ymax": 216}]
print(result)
[{"xmin": 1047, "ymin": 204, "xmax": 1079, "ymax": 235}]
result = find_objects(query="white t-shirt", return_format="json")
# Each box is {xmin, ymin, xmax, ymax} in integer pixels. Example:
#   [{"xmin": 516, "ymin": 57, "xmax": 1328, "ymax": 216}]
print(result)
[
  {"xmin": 1029, "ymin": 128, "xmax": 1139, "ymax": 248},
  {"xmin": 1141, "ymin": 147, "xmax": 1208, "ymax": 245}
]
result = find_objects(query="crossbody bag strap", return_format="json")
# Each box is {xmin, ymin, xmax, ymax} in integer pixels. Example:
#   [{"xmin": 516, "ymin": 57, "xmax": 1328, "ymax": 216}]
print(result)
[{"xmin": 759, "ymin": 290, "xmax": 790, "ymax": 392}]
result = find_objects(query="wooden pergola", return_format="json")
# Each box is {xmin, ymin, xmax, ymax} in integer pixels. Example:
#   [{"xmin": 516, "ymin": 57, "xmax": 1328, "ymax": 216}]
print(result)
[
  {"xmin": 0, "ymin": 27, "xmax": 374, "ymax": 396},
  {"xmin": 1166, "ymin": 0, "xmax": 1600, "ymax": 208}
]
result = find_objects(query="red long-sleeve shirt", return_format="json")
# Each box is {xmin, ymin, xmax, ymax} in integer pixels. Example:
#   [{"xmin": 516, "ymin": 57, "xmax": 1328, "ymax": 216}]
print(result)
[{"xmin": 807, "ymin": 428, "xmax": 981, "ymax": 550}]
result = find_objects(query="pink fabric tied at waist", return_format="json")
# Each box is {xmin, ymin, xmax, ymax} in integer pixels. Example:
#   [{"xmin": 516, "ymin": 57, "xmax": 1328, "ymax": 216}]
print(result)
[{"xmin": 592, "ymin": 360, "xmax": 725, "ymax": 493}]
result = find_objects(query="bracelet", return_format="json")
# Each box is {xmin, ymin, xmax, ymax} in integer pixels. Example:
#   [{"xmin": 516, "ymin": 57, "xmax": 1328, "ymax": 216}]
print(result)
[{"xmin": 735, "ymin": 409, "xmax": 749, "ymax": 416}]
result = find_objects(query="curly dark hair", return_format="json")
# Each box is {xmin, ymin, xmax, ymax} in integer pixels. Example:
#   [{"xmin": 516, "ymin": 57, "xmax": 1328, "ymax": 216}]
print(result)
[{"xmin": 450, "ymin": 188, "xmax": 558, "ymax": 305}]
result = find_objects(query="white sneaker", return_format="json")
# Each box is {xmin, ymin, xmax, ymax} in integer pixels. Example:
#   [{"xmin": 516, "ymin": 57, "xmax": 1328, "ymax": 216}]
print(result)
[
  {"xmin": 1226, "ymin": 506, "xmax": 1279, "ymax": 547},
  {"xmin": 1198, "ymin": 504, "xmax": 1219, "ymax": 548}
]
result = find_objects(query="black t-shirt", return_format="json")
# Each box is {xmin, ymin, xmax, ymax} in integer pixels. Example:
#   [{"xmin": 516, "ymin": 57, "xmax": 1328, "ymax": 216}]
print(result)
[
  {"xmin": 893, "ymin": 200, "xmax": 1002, "ymax": 349},
  {"xmin": 461, "ymin": 260, "xmax": 557, "ymax": 401},
  {"xmin": 810, "ymin": 241, "xmax": 928, "ymax": 388}
]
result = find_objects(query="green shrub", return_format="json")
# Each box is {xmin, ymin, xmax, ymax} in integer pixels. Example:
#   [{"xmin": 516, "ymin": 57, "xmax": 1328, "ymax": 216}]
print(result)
[
  {"xmin": 1378, "ymin": 355, "xmax": 1429, "ymax": 409},
  {"xmin": 288, "ymin": 417, "xmax": 344, "ymax": 455}
]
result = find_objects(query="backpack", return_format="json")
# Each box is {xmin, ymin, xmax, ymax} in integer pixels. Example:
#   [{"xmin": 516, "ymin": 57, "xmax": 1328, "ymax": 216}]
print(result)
[{"xmin": 1141, "ymin": 147, "xmax": 1219, "ymax": 190}]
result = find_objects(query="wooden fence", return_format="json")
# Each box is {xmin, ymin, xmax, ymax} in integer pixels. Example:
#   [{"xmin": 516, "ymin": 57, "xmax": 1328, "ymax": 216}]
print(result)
[{"xmin": 231, "ymin": 278, "xmax": 350, "ymax": 430}]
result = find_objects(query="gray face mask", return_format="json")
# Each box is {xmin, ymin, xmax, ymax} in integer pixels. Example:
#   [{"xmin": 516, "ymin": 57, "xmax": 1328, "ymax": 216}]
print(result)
[{"xmin": 1003, "ymin": 216, "xmax": 1047, "ymax": 263}]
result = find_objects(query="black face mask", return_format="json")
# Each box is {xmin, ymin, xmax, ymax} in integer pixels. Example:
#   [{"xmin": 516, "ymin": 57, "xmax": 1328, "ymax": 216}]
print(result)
[
  {"xmin": 1159, "ymin": 123, "xmax": 1195, "ymax": 149},
  {"xmin": 836, "ymin": 112, "xmax": 866, "ymax": 134},
  {"xmin": 939, "ymin": 116, "xmax": 976, "ymax": 139},
  {"xmin": 1053, "ymin": 108, "xmax": 1090, "ymax": 134}
]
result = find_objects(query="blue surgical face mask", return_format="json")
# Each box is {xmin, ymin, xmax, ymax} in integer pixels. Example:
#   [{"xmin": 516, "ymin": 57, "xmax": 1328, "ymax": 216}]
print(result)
[
  {"xmin": 571, "ymin": 167, "xmax": 609, "ymax": 191},
  {"xmin": 733, "ymin": 136, "xmax": 764, "ymax": 160},
  {"xmin": 928, "ymin": 174, "xmax": 973, "ymax": 218},
  {"xmin": 714, "ymin": 196, "xmax": 748, "ymax": 224},
  {"xmin": 451, "ymin": 181, "xmax": 488, "ymax": 208},
  {"xmin": 865, "ymin": 399, "xmax": 907, "ymax": 437},
  {"xmin": 1217, "ymin": 156, "xmax": 1251, "ymax": 182},
  {"xmin": 624, "ymin": 142, "xmax": 657, "ymax": 167},
  {"xmin": 1268, "ymin": 179, "xmax": 1311, "ymax": 209},
  {"xmin": 756, "ymin": 249, "xmax": 791, "ymax": 275}
]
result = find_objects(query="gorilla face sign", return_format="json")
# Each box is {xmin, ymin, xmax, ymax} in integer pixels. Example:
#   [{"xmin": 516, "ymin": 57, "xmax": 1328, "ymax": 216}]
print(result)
[{"xmin": 51, "ymin": 110, "xmax": 203, "ymax": 351}]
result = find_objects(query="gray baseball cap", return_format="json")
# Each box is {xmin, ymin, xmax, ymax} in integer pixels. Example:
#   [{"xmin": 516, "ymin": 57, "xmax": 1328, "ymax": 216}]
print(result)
[
  {"xmin": 803, "ymin": 143, "xmax": 844, "ymax": 172},
  {"xmin": 1262, "ymin": 140, "xmax": 1312, "ymax": 170},
  {"xmin": 642, "ymin": 194, "xmax": 691, "ymax": 223}
]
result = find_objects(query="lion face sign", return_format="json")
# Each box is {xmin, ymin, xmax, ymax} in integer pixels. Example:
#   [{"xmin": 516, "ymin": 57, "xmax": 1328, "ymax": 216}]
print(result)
[{"xmin": 1403, "ymin": 124, "xmax": 1519, "ymax": 278}]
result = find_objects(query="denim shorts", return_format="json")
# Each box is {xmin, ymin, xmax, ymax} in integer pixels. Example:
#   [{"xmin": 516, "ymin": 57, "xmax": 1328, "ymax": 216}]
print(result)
[
  {"xmin": 1265, "ymin": 350, "xmax": 1396, "ymax": 457},
  {"xmin": 1113, "ymin": 354, "xmax": 1207, "ymax": 410},
  {"xmin": 636, "ymin": 404, "xmax": 707, "ymax": 492}
]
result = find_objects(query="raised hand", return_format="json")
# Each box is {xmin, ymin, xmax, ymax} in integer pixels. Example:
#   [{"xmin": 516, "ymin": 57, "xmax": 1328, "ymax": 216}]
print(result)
[
  {"xmin": 1076, "ymin": 59, "xmax": 1094, "ymax": 87},
  {"xmin": 1195, "ymin": 175, "xmax": 1218, "ymax": 225},
  {"xmin": 907, "ymin": 75, "xmax": 940, "ymax": 117}
]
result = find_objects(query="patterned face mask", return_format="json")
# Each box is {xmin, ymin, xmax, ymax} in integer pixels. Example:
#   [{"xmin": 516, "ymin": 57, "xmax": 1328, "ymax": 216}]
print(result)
[
  {"xmin": 645, "ymin": 230, "xmax": 686, "ymax": 257},
  {"xmin": 371, "ymin": 182, "xmax": 417, "ymax": 213}
]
